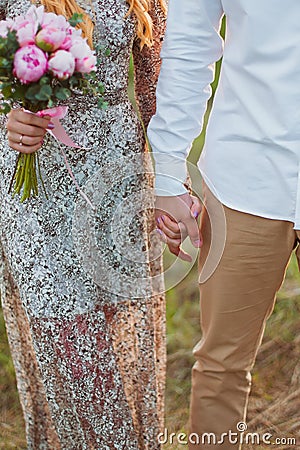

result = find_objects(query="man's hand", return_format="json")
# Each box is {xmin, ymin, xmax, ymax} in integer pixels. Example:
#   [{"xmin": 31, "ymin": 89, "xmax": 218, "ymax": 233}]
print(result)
[{"xmin": 155, "ymin": 193, "xmax": 202, "ymax": 262}]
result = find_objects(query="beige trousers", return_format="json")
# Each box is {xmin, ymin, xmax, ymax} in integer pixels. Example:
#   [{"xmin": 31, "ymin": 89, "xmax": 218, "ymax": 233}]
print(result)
[{"xmin": 189, "ymin": 184, "xmax": 300, "ymax": 449}]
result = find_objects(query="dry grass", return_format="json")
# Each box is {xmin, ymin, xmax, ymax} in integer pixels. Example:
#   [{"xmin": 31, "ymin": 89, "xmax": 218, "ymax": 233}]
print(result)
[
  {"xmin": 162, "ymin": 254, "xmax": 300, "ymax": 450},
  {"xmin": 0, "ymin": 256, "xmax": 300, "ymax": 449},
  {"xmin": 0, "ymin": 309, "xmax": 26, "ymax": 449}
]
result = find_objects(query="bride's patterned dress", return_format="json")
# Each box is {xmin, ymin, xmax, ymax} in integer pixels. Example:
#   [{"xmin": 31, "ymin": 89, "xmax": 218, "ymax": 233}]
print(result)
[{"xmin": 0, "ymin": 0, "xmax": 166, "ymax": 448}]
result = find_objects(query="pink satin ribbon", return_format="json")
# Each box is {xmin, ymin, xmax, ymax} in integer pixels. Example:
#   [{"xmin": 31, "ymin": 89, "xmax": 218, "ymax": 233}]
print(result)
[{"xmin": 35, "ymin": 107, "xmax": 95, "ymax": 210}]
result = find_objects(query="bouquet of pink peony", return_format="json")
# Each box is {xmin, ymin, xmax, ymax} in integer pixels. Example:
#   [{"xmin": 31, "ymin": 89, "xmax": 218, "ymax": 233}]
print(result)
[{"xmin": 0, "ymin": 5, "xmax": 106, "ymax": 202}]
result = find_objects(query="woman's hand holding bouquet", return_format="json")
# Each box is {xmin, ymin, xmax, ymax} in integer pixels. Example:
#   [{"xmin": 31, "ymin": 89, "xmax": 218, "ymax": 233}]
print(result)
[{"xmin": 0, "ymin": 5, "xmax": 106, "ymax": 202}]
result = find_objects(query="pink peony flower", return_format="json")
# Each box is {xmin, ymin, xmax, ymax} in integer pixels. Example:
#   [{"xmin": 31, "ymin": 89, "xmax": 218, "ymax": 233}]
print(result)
[
  {"xmin": 0, "ymin": 18, "xmax": 15, "ymax": 37},
  {"xmin": 13, "ymin": 45, "xmax": 48, "ymax": 83},
  {"xmin": 16, "ymin": 20, "xmax": 37, "ymax": 46},
  {"xmin": 48, "ymin": 50, "xmax": 75, "ymax": 79},
  {"xmin": 22, "ymin": 6, "xmax": 69, "ymax": 49},
  {"xmin": 0, "ymin": 20, "xmax": 9, "ymax": 38},
  {"xmin": 41, "ymin": 12, "xmax": 69, "ymax": 31},
  {"xmin": 36, "ymin": 26, "xmax": 67, "ymax": 52},
  {"xmin": 24, "ymin": 5, "xmax": 45, "ymax": 27},
  {"xmin": 14, "ymin": 9, "xmax": 39, "ymax": 46},
  {"xmin": 70, "ymin": 41, "xmax": 97, "ymax": 73},
  {"xmin": 60, "ymin": 27, "xmax": 82, "ymax": 51}
]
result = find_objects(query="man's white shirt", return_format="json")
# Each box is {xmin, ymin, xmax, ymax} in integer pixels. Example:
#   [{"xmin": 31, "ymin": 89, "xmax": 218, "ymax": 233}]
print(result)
[{"xmin": 147, "ymin": 0, "xmax": 300, "ymax": 229}]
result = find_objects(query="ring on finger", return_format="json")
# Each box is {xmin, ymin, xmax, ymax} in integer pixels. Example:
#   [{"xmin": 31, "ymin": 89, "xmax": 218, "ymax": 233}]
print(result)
[{"xmin": 19, "ymin": 134, "xmax": 24, "ymax": 146}]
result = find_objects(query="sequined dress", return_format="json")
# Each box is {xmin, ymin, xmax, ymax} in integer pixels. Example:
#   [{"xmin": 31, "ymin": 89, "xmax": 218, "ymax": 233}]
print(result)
[{"xmin": 0, "ymin": 0, "xmax": 166, "ymax": 448}]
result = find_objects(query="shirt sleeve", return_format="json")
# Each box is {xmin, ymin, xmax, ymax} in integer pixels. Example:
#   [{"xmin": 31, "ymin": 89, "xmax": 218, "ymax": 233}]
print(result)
[{"xmin": 147, "ymin": 0, "xmax": 224, "ymax": 196}]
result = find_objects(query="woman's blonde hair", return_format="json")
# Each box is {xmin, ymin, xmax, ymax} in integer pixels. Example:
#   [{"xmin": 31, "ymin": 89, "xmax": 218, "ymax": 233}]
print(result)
[
  {"xmin": 126, "ymin": 0, "xmax": 167, "ymax": 48},
  {"xmin": 38, "ymin": 0, "xmax": 166, "ymax": 49}
]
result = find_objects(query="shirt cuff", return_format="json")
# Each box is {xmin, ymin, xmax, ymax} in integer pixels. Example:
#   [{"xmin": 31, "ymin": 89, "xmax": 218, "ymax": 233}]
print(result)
[{"xmin": 153, "ymin": 153, "xmax": 189, "ymax": 196}]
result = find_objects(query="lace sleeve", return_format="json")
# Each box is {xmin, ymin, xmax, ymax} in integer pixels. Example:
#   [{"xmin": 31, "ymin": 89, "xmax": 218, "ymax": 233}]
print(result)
[{"xmin": 132, "ymin": 0, "xmax": 166, "ymax": 129}]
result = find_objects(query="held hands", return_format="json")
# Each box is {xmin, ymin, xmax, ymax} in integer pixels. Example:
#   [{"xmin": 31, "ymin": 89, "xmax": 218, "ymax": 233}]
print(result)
[
  {"xmin": 155, "ymin": 193, "xmax": 202, "ymax": 262},
  {"xmin": 6, "ymin": 109, "xmax": 54, "ymax": 154}
]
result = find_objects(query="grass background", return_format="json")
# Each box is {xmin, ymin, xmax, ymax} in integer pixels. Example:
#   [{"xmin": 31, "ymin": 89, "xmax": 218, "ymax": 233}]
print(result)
[
  {"xmin": 1, "ymin": 256, "xmax": 300, "ymax": 449},
  {"xmin": 1, "ymin": 23, "xmax": 300, "ymax": 448}
]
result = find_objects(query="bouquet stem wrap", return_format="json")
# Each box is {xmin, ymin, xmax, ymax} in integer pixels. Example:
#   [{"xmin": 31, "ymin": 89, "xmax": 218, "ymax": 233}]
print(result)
[{"xmin": 9, "ymin": 106, "xmax": 95, "ymax": 208}]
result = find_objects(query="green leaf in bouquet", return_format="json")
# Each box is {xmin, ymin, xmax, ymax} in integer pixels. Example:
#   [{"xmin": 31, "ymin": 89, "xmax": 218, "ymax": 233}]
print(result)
[
  {"xmin": 39, "ymin": 76, "xmax": 50, "ymax": 86},
  {"xmin": 68, "ymin": 13, "xmax": 84, "ymax": 27},
  {"xmin": 96, "ymin": 83, "xmax": 105, "ymax": 95},
  {"xmin": 69, "ymin": 75, "xmax": 80, "ymax": 89},
  {"xmin": 0, "ymin": 57, "xmax": 11, "ymax": 69},
  {"xmin": 94, "ymin": 43, "xmax": 111, "ymax": 58},
  {"xmin": 97, "ymin": 98, "xmax": 108, "ymax": 110},
  {"xmin": 0, "ymin": 39, "xmax": 7, "ymax": 55},
  {"xmin": 11, "ymin": 83, "xmax": 27, "ymax": 102},
  {"xmin": 35, "ymin": 84, "xmax": 52, "ymax": 101},
  {"xmin": 1, "ymin": 83, "xmax": 13, "ymax": 98},
  {"xmin": 25, "ymin": 84, "xmax": 41, "ymax": 101},
  {"xmin": 54, "ymin": 86, "xmax": 71, "ymax": 100},
  {"xmin": 0, "ymin": 102, "xmax": 11, "ymax": 114},
  {"xmin": 6, "ymin": 30, "xmax": 19, "ymax": 54},
  {"xmin": 85, "ymin": 70, "xmax": 97, "ymax": 81}
]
